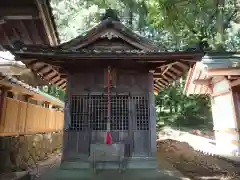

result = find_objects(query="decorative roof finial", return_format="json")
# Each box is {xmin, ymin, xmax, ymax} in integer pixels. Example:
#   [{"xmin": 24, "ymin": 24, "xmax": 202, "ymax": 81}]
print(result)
[{"xmin": 100, "ymin": 8, "xmax": 120, "ymax": 22}]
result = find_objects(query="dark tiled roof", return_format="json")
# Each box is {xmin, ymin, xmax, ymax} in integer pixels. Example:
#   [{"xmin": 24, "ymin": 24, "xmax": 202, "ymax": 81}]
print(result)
[{"xmin": 0, "ymin": 72, "xmax": 64, "ymax": 107}]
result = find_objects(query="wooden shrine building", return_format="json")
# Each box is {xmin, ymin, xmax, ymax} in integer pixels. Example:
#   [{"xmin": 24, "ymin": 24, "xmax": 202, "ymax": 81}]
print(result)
[{"xmin": 8, "ymin": 10, "xmax": 204, "ymax": 171}]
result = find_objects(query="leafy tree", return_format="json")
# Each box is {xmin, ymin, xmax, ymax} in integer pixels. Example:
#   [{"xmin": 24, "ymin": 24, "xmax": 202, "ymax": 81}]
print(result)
[{"xmin": 147, "ymin": 0, "xmax": 240, "ymax": 50}]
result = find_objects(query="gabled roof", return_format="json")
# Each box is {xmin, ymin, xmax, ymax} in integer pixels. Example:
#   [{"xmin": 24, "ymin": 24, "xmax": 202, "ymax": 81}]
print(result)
[
  {"xmin": 58, "ymin": 18, "xmax": 163, "ymax": 51},
  {"xmin": 9, "ymin": 17, "xmax": 204, "ymax": 92}
]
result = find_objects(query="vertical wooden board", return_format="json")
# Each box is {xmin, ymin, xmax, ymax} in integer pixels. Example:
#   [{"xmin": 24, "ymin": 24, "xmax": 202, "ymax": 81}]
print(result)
[
  {"xmin": 50, "ymin": 110, "xmax": 56, "ymax": 131},
  {"xmin": 45, "ymin": 110, "xmax": 51, "ymax": 131},
  {"xmin": 61, "ymin": 112, "xmax": 64, "ymax": 129},
  {"xmin": 17, "ymin": 101, "xmax": 28, "ymax": 134},
  {"xmin": 36, "ymin": 106, "xmax": 42, "ymax": 131},
  {"xmin": 25, "ymin": 104, "xmax": 36, "ymax": 132},
  {"xmin": 77, "ymin": 131, "xmax": 90, "ymax": 155},
  {"xmin": 0, "ymin": 97, "xmax": 7, "ymax": 132},
  {"xmin": 43, "ymin": 108, "xmax": 48, "ymax": 131},
  {"xmin": 55, "ymin": 111, "xmax": 63, "ymax": 130},
  {"xmin": 56, "ymin": 112, "xmax": 60, "ymax": 130},
  {"xmin": 43, "ymin": 107, "xmax": 48, "ymax": 131},
  {"xmin": 4, "ymin": 98, "xmax": 19, "ymax": 134},
  {"xmin": 133, "ymin": 131, "xmax": 150, "ymax": 156},
  {"xmin": 65, "ymin": 131, "xmax": 78, "ymax": 155}
]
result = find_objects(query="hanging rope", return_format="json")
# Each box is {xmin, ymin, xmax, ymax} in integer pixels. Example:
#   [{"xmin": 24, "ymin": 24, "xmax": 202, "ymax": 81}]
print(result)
[{"xmin": 105, "ymin": 65, "xmax": 112, "ymax": 145}]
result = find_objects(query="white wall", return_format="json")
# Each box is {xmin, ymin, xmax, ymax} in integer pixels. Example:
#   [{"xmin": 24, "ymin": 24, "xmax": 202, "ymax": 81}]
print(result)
[{"xmin": 211, "ymin": 79, "xmax": 240, "ymax": 155}]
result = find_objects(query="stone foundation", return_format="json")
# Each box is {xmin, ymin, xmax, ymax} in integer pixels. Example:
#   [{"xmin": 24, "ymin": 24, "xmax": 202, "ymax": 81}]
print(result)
[{"xmin": 0, "ymin": 131, "xmax": 63, "ymax": 172}]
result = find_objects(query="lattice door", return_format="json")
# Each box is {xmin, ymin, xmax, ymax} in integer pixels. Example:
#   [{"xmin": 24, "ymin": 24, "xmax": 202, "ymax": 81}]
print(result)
[
  {"xmin": 70, "ymin": 95, "xmax": 150, "ymax": 155},
  {"xmin": 70, "ymin": 95, "xmax": 129, "ymax": 131},
  {"xmin": 70, "ymin": 95, "xmax": 149, "ymax": 131}
]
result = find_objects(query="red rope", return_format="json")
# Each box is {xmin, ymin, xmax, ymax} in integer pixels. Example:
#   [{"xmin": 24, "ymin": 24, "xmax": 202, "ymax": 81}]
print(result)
[
  {"xmin": 107, "ymin": 66, "xmax": 110, "ymax": 122},
  {"xmin": 106, "ymin": 66, "xmax": 112, "ymax": 144}
]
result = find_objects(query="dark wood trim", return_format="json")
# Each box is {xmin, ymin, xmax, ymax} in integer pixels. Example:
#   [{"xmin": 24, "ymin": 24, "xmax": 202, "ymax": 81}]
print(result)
[
  {"xmin": 36, "ymin": 64, "xmax": 49, "ymax": 73},
  {"xmin": 35, "ymin": 0, "xmax": 58, "ymax": 46},
  {"xmin": 42, "ymin": 69, "xmax": 54, "ymax": 77}
]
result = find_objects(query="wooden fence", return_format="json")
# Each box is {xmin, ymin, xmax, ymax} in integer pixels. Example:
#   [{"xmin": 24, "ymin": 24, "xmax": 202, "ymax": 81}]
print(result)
[{"xmin": 0, "ymin": 97, "xmax": 64, "ymax": 136}]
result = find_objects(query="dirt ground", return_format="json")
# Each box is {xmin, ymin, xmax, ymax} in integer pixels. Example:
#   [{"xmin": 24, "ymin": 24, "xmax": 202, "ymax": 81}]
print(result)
[
  {"xmin": 25, "ymin": 129, "xmax": 240, "ymax": 180},
  {"xmin": 157, "ymin": 139, "xmax": 240, "ymax": 180}
]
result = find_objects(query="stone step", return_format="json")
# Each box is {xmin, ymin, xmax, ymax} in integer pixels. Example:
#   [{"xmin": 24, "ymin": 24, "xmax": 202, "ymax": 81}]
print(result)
[
  {"xmin": 60, "ymin": 157, "xmax": 158, "ymax": 170},
  {"xmin": 42, "ymin": 168, "xmax": 183, "ymax": 180}
]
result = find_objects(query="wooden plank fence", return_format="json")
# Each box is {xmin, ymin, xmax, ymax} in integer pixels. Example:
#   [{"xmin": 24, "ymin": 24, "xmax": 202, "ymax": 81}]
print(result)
[{"xmin": 0, "ymin": 97, "xmax": 64, "ymax": 136}]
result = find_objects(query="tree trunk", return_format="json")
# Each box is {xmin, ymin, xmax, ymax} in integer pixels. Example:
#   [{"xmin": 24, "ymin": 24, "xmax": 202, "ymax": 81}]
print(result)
[{"xmin": 216, "ymin": 0, "xmax": 225, "ymax": 50}]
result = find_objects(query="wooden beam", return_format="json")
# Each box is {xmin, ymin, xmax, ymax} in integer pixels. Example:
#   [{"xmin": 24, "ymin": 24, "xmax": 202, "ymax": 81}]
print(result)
[
  {"xmin": 49, "ymin": 74, "xmax": 59, "ymax": 81},
  {"xmin": 42, "ymin": 69, "xmax": 54, "ymax": 77},
  {"xmin": 60, "ymin": 74, "xmax": 67, "ymax": 79},
  {"xmin": 18, "ymin": 20, "xmax": 32, "ymax": 44},
  {"xmin": 171, "ymin": 66, "xmax": 182, "ymax": 74},
  {"xmin": 165, "ymin": 70, "xmax": 177, "ymax": 79},
  {"xmin": 177, "ymin": 62, "xmax": 189, "ymax": 69},
  {"xmin": 155, "ymin": 82, "xmax": 165, "ymax": 89},
  {"xmin": 0, "ymin": 7, "xmax": 38, "ymax": 18},
  {"xmin": 58, "ymin": 68, "xmax": 67, "ymax": 74},
  {"xmin": 0, "ymin": 26, "xmax": 11, "ymax": 46},
  {"xmin": 54, "ymin": 79, "xmax": 63, "ymax": 86},
  {"xmin": 35, "ymin": 0, "xmax": 58, "ymax": 45},
  {"xmin": 25, "ymin": 60, "xmax": 39, "ymax": 67},
  {"xmin": 61, "ymin": 85, "xmax": 66, "ymax": 90},
  {"xmin": 231, "ymin": 78, "xmax": 240, "ymax": 87},
  {"xmin": 58, "ymin": 80, "xmax": 66, "ymax": 87},
  {"xmin": 136, "ymin": 60, "xmax": 167, "ymax": 63},
  {"xmin": 156, "ymin": 61, "xmax": 178, "ymax": 68},
  {"xmin": 59, "ymin": 83, "xmax": 66, "ymax": 89},
  {"xmin": 208, "ymin": 68, "xmax": 240, "ymax": 76},
  {"xmin": 1, "ymin": 16, "xmax": 38, "ymax": 20},
  {"xmin": 228, "ymin": 75, "xmax": 240, "ymax": 80},
  {"xmin": 154, "ymin": 82, "xmax": 162, "ymax": 89},
  {"xmin": 36, "ymin": 64, "xmax": 49, "ymax": 73},
  {"xmin": 192, "ymin": 79, "xmax": 211, "ymax": 85},
  {"xmin": 154, "ymin": 87, "xmax": 159, "ymax": 91},
  {"xmin": 156, "ymin": 78, "xmax": 168, "ymax": 86},
  {"xmin": 162, "ymin": 65, "xmax": 171, "ymax": 75}
]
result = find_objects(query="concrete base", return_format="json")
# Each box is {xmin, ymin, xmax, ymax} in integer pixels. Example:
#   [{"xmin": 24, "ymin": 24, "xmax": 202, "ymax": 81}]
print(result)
[
  {"xmin": 37, "ymin": 168, "xmax": 185, "ymax": 180},
  {"xmin": 60, "ymin": 157, "xmax": 158, "ymax": 170}
]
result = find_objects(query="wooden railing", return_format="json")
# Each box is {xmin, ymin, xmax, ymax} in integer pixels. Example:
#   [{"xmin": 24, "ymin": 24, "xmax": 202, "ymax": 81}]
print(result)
[{"xmin": 0, "ymin": 97, "xmax": 64, "ymax": 136}]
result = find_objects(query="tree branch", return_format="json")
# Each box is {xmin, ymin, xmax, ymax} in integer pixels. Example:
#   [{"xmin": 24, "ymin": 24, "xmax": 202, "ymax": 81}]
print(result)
[{"xmin": 223, "ymin": 9, "xmax": 238, "ymax": 29}]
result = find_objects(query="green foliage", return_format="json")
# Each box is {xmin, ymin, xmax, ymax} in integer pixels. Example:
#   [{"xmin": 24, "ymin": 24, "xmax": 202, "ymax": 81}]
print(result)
[
  {"xmin": 51, "ymin": 0, "xmax": 240, "ymax": 50},
  {"xmin": 39, "ymin": 85, "xmax": 65, "ymax": 101},
  {"xmin": 155, "ymin": 76, "xmax": 212, "ymax": 130},
  {"xmin": 147, "ymin": 0, "xmax": 240, "ymax": 50}
]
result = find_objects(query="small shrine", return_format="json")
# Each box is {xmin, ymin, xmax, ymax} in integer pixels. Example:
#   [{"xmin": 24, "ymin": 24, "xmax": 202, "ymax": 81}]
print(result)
[{"xmin": 9, "ymin": 9, "xmax": 203, "ymax": 172}]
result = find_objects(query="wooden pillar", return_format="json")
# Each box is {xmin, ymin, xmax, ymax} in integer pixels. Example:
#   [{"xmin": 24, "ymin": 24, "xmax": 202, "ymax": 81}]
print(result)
[
  {"xmin": 148, "ymin": 70, "xmax": 156, "ymax": 157},
  {"xmin": 0, "ymin": 87, "xmax": 9, "ymax": 128},
  {"xmin": 64, "ymin": 76, "xmax": 71, "ymax": 130}
]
